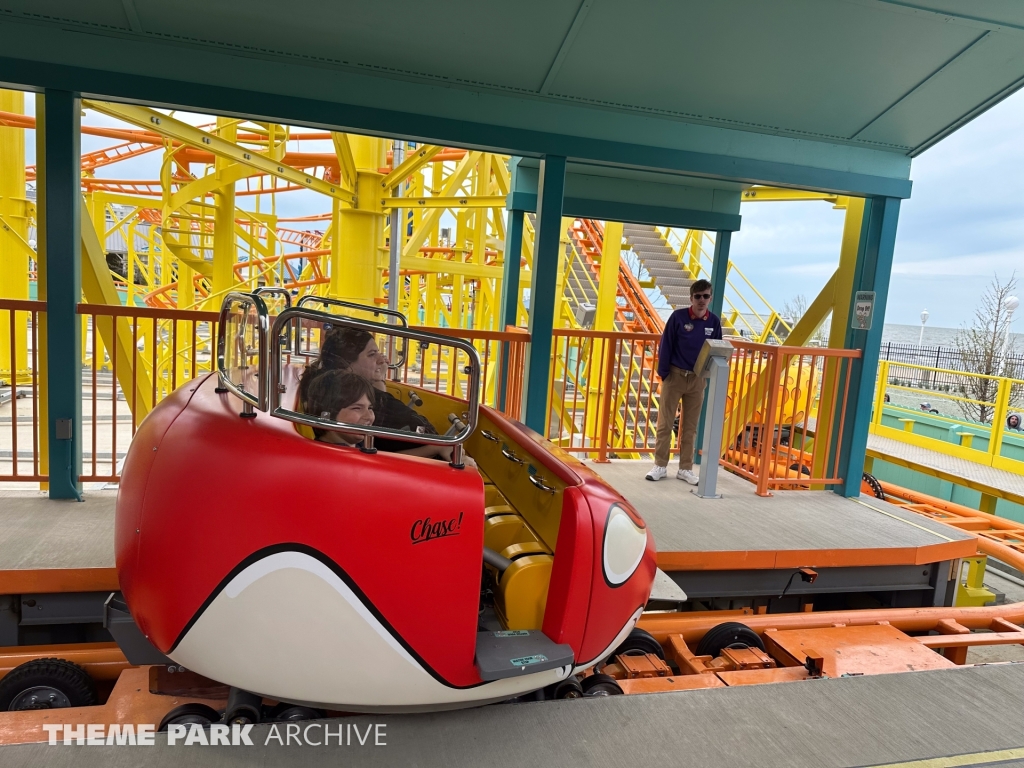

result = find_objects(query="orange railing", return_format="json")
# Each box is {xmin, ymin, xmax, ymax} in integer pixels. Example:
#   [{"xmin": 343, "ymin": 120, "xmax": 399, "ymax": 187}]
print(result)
[
  {"xmin": 78, "ymin": 303, "xmax": 221, "ymax": 482},
  {"xmin": 389, "ymin": 325, "xmax": 529, "ymax": 423},
  {"xmin": 721, "ymin": 340, "xmax": 860, "ymax": 495},
  {"xmin": 0, "ymin": 299, "xmax": 44, "ymax": 482},
  {"xmin": 544, "ymin": 328, "xmax": 861, "ymax": 493},
  {"xmin": 546, "ymin": 328, "xmax": 664, "ymax": 459},
  {"xmin": 1, "ymin": 300, "xmax": 859, "ymax": 493},
  {"xmin": 0, "ymin": 300, "xmax": 528, "ymax": 484}
]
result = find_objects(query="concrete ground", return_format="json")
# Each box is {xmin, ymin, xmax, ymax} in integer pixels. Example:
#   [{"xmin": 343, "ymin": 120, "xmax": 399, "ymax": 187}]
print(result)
[{"xmin": 4, "ymin": 663, "xmax": 1024, "ymax": 767}]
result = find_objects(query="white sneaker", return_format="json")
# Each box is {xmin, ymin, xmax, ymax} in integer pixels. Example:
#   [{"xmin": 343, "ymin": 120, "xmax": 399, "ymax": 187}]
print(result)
[
  {"xmin": 677, "ymin": 469, "xmax": 699, "ymax": 485},
  {"xmin": 645, "ymin": 465, "xmax": 667, "ymax": 481}
]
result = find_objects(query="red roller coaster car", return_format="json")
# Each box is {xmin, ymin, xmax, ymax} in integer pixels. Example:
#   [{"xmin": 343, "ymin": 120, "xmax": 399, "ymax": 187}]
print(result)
[{"xmin": 114, "ymin": 294, "xmax": 656, "ymax": 712}]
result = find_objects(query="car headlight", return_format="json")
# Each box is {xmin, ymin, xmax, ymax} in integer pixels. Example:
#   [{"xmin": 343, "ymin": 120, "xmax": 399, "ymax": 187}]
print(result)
[{"xmin": 602, "ymin": 504, "xmax": 647, "ymax": 587}]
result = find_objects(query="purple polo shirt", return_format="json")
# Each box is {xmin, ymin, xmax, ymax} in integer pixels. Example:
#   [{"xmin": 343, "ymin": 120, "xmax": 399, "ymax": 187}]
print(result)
[{"xmin": 657, "ymin": 306, "xmax": 723, "ymax": 379}]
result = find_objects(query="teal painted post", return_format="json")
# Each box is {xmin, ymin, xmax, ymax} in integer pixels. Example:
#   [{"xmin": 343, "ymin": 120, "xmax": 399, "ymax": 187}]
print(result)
[
  {"xmin": 44, "ymin": 90, "xmax": 82, "ymax": 500},
  {"xmin": 522, "ymin": 155, "xmax": 566, "ymax": 434},
  {"xmin": 497, "ymin": 207, "xmax": 524, "ymax": 412},
  {"xmin": 694, "ymin": 230, "xmax": 731, "ymax": 465},
  {"xmin": 836, "ymin": 196, "xmax": 901, "ymax": 497}
]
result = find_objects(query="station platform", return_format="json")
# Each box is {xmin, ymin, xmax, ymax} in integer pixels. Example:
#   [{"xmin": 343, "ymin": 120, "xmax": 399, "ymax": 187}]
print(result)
[
  {"xmin": 587, "ymin": 460, "xmax": 976, "ymax": 569},
  {"xmin": 3, "ymin": 662, "xmax": 1024, "ymax": 767},
  {"xmin": 0, "ymin": 491, "xmax": 118, "ymax": 594},
  {"xmin": 868, "ymin": 434, "xmax": 1024, "ymax": 507},
  {"xmin": 586, "ymin": 460, "xmax": 978, "ymax": 607}
]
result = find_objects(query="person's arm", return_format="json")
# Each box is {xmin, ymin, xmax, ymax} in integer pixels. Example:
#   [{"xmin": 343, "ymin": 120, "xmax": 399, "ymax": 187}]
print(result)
[
  {"xmin": 657, "ymin": 315, "xmax": 676, "ymax": 380},
  {"xmin": 712, "ymin": 314, "xmax": 723, "ymax": 341},
  {"xmin": 395, "ymin": 444, "xmax": 450, "ymax": 460}
]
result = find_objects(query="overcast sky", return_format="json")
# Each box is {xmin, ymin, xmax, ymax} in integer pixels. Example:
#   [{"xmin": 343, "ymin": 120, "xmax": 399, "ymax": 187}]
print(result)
[{"xmin": 731, "ymin": 86, "xmax": 1024, "ymax": 330}]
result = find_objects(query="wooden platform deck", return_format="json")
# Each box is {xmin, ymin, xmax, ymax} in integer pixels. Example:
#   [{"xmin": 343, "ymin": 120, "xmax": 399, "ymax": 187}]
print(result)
[
  {"xmin": 586, "ymin": 460, "xmax": 977, "ymax": 571},
  {"xmin": 867, "ymin": 434, "xmax": 1024, "ymax": 506}
]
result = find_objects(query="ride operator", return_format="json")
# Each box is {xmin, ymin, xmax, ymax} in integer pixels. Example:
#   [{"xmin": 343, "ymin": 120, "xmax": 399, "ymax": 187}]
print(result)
[{"xmin": 646, "ymin": 279, "xmax": 722, "ymax": 484}]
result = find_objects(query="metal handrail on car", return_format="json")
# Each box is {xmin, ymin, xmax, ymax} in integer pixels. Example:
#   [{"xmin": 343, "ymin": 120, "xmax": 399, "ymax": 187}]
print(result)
[
  {"xmin": 216, "ymin": 292, "xmax": 272, "ymax": 414},
  {"xmin": 294, "ymin": 296, "xmax": 408, "ymax": 369},
  {"xmin": 254, "ymin": 287, "xmax": 294, "ymax": 348},
  {"xmin": 253, "ymin": 286, "xmax": 293, "ymax": 308},
  {"xmin": 270, "ymin": 307, "xmax": 481, "ymax": 468}
]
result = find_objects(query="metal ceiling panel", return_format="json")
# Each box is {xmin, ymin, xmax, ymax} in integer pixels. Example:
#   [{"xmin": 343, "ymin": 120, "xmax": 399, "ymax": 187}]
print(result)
[
  {"xmin": 132, "ymin": 0, "xmax": 577, "ymax": 92},
  {"xmin": 546, "ymin": 0, "xmax": 979, "ymax": 147}
]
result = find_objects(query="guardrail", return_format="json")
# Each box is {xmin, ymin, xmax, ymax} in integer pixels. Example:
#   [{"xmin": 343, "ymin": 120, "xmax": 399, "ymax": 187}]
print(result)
[
  {"xmin": 19, "ymin": 299, "xmax": 997, "ymax": 494},
  {"xmin": 871, "ymin": 359, "xmax": 1024, "ymax": 474},
  {"xmin": 0, "ymin": 299, "xmax": 44, "ymax": 482},
  {"xmin": 0, "ymin": 300, "xmax": 526, "ymax": 484},
  {"xmin": 722, "ymin": 340, "xmax": 860, "ymax": 495},
  {"xmin": 546, "ymin": 328, "xmax": 663, "ymax": 459}
]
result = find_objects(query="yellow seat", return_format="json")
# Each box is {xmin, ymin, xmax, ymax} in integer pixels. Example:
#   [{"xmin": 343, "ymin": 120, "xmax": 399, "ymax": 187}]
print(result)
[
  {"xmin": 495, "ymin": 555, "xmax": 554, "ymax": 630},
  {"xmin": 500, "ymin": 541, "xmax": 549, "ymax": 561},
  {"xmin": 484, "ymin": 485, "xmax": 506, "ymax": 507},
  {"xmin": 295, "ymin": 422, "xmax": 315, "ymax": 440},
  {"xmin": 484, "ymin": 515, "xmax": 543, "ymax": 554}
]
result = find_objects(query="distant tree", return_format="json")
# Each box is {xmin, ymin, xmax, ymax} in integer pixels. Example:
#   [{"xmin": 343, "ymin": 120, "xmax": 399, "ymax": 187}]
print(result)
[
  {"xmin": 952, "ymin": 273, "xmax": 1022, "ymax": 423},
  {"xmin": 782, "ymin": 294, "xmax": 829, "ymax": 346}
]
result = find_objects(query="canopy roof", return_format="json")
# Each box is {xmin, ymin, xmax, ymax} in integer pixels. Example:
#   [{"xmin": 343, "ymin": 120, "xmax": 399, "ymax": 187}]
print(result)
[{"xmin": 1, "ymin": 1, "xmax": 1023, "ymax": 196}]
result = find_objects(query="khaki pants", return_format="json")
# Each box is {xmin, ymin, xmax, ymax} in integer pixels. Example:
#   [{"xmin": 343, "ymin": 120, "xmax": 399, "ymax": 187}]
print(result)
[{"xmin": 654, "ymin": 366, "xmax": 706, "ymax": 470}]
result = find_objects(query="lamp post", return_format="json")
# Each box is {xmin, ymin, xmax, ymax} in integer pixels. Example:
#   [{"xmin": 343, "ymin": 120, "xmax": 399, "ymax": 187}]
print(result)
[{"xmin": 1002, "ymin": 296, "xmax": 1020, "ymax": 375}]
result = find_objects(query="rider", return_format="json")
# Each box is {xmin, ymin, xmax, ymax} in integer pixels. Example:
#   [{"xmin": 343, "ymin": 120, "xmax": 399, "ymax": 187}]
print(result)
[{"xmin": 298, "ymin": 326, "xmax": 451, "ymax": 460}]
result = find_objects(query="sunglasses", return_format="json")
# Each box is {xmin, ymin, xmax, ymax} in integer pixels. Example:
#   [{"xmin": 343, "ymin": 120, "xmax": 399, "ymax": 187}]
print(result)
[{"xmin": 691, "ymin": 292, "xmax": 711, "ymax": 300}]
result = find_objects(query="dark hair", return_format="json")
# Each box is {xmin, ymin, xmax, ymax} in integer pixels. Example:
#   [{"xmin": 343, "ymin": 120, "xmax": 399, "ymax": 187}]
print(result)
[
  {"xmin": 690, "ymin": 279, "xmax": 712, "ymax": 295},
  {"xmin": 303, "ymin": 370, "xmax": 376, "ymax": 439},
  {"xmin": 298, "ymin": 326, "xmax": 374, "ymax": 405}
]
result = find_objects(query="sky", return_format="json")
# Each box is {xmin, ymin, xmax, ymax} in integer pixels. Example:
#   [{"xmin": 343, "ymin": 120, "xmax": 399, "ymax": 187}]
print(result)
[
  {"xmin": 730, "ymin": 86, "xmax": 1024, "ymax": 330},
  {"xmin": 16, "ymin": 86, "xmax": 1024, "ymax": 331}
]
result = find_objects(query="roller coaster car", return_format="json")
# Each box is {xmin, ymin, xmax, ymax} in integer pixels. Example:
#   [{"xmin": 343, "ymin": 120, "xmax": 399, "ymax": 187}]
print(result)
[{"xmin": 114, "ymin": 295, "xmax": 656, "ymax": 712}]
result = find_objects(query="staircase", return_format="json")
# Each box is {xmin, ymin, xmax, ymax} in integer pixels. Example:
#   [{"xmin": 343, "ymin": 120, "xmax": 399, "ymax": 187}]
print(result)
[{"xmin": 622, "ymin": 223, "xmax": 695, "ymax": 310}]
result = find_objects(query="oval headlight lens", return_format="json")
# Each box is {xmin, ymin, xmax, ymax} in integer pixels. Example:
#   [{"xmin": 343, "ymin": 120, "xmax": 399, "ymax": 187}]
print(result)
[{"xmin": 602, "ymin": 504, "xmax": 647, "ymax": 586}]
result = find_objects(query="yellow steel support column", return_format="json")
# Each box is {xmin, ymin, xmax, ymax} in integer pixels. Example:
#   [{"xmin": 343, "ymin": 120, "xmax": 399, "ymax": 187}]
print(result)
[
  {"xmin": 35, "ymin": 93, "xmax": 48, "ymax": 488},
  {"xmin": 80, "ymin": 198, "xmax": 154, "ymax": 419},
  {"xmin": 827, "ymin": 197, "xmax": 865, "ymax": 350},
  {"xmin": 0, "ymin": 89, "xmax": 30, "ymax": 379},
  {"xmin": 595, "ymin": 221, "xmax": 622, "ymax": 331},
  {"xmin": 812, "ymin": 197, "xmax": 865, "ymax": 481},
  {"xmin": 332, "ymin": 136, "xmax": 384, "ymax": 304},
  {"xmin": 210, "ymin": 117, "xmax": 237, "ymax": 306},
  {"xmin": 585, "ymin": 220, "xmax": 623, "ymax": 441},
  {"xmin": 329, "ymin": 197, "xmax": 342, "ymax": 296}
]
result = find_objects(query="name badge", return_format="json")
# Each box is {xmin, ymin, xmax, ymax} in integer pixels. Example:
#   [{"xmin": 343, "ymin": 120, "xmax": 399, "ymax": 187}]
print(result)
[
  {"xmin": 705, "ymin": 328, "xmax": 713, "ymax": 336},
  {"xmin": 683, "ymin": 323, "xmax": 693, "ymax": 332}
]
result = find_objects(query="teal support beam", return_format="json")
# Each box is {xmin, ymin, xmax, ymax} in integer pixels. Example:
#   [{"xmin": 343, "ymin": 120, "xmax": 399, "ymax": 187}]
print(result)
[
  {"xmin": 497, "ymin": 207, "xmax": 524, "ymax": 412},
  {"xmin": 522, "ymin": 155, "xmax": 566, "ymax": 434},
  {"xmin": 836, "ymin": 196, "xmax": 901, "ymax": 497},
  {"xmin": 43, "ymin": 89, "xmax": 82, "ymax": 500},
  {"xmin": 694, "ymin": 231, "xmax": 731, "ymax": 466},
  {"xmin": 708, "ymin": 231, "xmax": 730, "ymax": 318}
]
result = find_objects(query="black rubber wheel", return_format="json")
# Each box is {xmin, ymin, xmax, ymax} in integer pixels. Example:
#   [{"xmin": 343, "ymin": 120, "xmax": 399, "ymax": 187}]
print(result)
[
  {"xmin": 580, "ymin": 674, "xmax": 623, "ymax": 697},
  {"xmin": 0, "ymin": 658, "xmax": 97, "ymax": 711},
  {"xmin": 270, "ymin": 705, "xmax": 324, "ymax": 722},
  {"xmin": 549, "ymin": 679, "xmax": 584, "ymax": 699},
  {"xmin": 611, "ymin": 628, "xmax": 664, "ymax": 660},
  {"xmin": 158, "ymin": 703, "xmax": 221, "ymax": 731},
  {"xmin": 862, "ymin": 472, "xmax": 885, "ymax": 500},
  {"xmin": 694, "ymin": 622, "xmax": 765, "ymax": 659}
]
